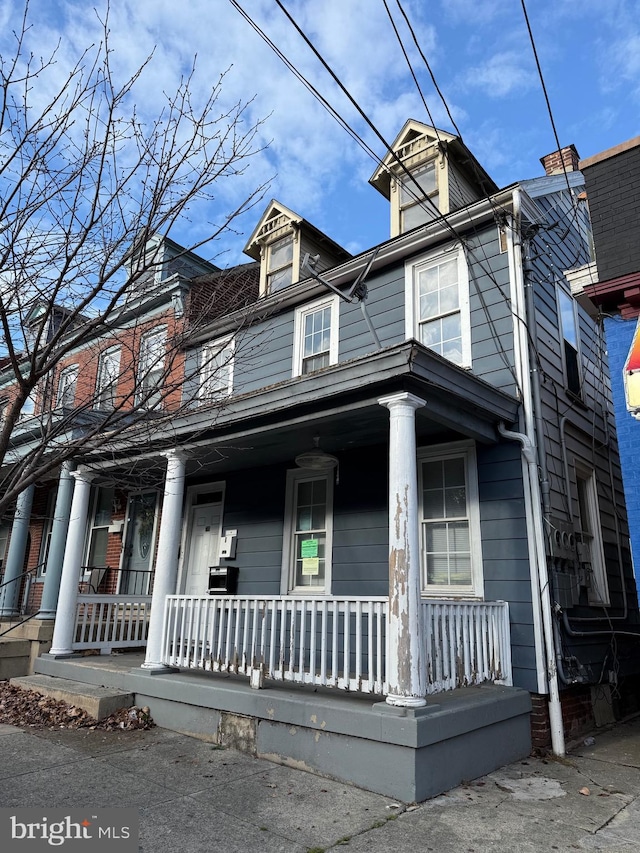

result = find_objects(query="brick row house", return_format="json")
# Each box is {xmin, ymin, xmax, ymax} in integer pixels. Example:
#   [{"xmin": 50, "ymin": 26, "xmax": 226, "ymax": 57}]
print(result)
[{"xmin": 1, "ymin": 121, "xmax": 639, "ymax": 801}]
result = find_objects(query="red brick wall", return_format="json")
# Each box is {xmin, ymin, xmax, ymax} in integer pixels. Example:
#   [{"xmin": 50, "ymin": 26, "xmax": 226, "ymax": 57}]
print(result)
[{"xmin": 530, "ymin": 687, "xmax": 597, "ymax": 751}]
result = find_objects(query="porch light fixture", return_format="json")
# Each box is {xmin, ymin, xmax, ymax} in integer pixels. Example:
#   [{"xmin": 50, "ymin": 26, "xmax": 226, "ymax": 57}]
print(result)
[{"xmin": 295, "ymin": 436, "xmax": 339, "ymax": 481}]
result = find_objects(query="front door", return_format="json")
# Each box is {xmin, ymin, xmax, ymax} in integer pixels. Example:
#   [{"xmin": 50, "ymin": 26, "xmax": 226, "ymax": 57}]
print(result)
[
  {"xmin": 121, "ymin": 492, "xmax": 158, "ymax": 595},
  {"xmin": 183, "ymin": 502, "xmax": 222, "ymax": 595}
]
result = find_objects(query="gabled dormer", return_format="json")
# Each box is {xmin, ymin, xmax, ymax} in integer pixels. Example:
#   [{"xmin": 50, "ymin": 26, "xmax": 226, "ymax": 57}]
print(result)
[
  {"xmin": 369, "ymin": 120, "xmax": 498, "ymax": 237},
  {"xmin": 244, "ymin": 200, "xmax": 350, "ymax": 298},
  {"xmin": 126, "ymin": 233, "xmax": 219, "ymax": 291}
]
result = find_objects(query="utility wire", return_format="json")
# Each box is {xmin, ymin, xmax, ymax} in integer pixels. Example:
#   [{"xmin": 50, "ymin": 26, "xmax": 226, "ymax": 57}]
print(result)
[{"xmin": 520, "ymin": 0, "xmax": 575, "ymax": 201}]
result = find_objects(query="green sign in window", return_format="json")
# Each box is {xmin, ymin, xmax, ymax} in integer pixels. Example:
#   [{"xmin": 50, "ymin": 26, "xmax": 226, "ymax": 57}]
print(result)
[{"xmin": 300, "ymin": 538, "xmax": 318, "ymax": 558}]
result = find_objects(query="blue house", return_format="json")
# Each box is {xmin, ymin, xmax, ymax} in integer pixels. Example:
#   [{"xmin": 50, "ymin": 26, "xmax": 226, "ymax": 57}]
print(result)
[{"xmin": 3, "ymin": 121, "xmax": 639, "ymax": 802}]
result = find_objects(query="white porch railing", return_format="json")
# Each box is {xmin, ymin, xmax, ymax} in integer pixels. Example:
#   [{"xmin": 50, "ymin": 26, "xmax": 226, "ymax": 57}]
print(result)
[
  {"xmin": 423, "ymin": 600, "xmax": 512, "ymax": 692},
  {"xmin": 161, "ymin": 596, "xmax": 388, "ymax": 693},
  {"xmin": 161, "ymin": 595, "xmax": 512, "ymax": 695},
  {"xmin": 72, "ymin": 594, "xmax": 152, "ymax": 653}
]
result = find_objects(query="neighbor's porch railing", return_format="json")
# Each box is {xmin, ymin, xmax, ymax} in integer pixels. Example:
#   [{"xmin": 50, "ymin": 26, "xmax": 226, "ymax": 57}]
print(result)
[
  {"xmin": 161, "ymin": 595, "xmax": 512, "ymax": 695},
  {"xmin": 72, "ymin": 594, "xmax": 152, "ymax": 653}
]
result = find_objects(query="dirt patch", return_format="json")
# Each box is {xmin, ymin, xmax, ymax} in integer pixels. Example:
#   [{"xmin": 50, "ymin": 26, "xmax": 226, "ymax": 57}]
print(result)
[{"xmin": 0, "ymin": 681, "xmax": 154, "ymax": 731}]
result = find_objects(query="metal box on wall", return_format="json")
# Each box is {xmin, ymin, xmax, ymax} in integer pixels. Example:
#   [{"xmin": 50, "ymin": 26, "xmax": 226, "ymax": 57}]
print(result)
[{"xmin": 208, "ymin": 565, "xmax": 238, "ymax": 594}]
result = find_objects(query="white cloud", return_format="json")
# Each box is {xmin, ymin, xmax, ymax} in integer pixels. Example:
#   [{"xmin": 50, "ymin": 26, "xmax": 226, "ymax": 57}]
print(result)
[{"xmin": 458, "ymin": 51, "xmax": 535, "ymax": 98}]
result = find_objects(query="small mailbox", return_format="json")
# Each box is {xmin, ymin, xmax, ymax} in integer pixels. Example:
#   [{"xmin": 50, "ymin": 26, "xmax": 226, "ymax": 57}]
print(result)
[{"xmin": 208, "ymin": 565, "xmax": 238, "ymax": 594}]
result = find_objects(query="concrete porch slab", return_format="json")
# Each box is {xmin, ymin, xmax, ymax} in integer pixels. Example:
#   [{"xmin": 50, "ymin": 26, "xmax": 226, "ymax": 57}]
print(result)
[
  {"xmin": 33, "ymin": 653, "xmax": 532, "ymax": 802},
  {"xmin": 10, "ymin": 674, "xmax": 134, "ymax": 720}
]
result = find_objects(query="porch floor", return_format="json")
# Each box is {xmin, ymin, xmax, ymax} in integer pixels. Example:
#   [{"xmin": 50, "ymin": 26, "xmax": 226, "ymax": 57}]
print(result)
[{"xmin": 33, "ymin": 650, "xmax": 532, "ymax": 803}]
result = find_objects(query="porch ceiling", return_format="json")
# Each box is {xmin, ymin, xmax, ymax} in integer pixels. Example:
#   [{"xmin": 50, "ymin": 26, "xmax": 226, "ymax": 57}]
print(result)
[{"xmin": 89, "ymin": 341, "xmax": 520, "ymax": 483}]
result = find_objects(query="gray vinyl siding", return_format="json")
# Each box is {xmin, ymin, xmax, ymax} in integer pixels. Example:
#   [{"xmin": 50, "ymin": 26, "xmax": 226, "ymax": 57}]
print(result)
[
  {"xmin": 220, "ymin": 464, "xmax": 287, "ymax": 595},
  {"xmin": 466, "ymin": 228, "xmax": 516, "ymax": 394},
  {"xmin": 476, "ymin": 442, "xmax": 536, "ymax": 691},
  {"xmin": 448, "ymin": 162, "xmax": 482, "ymax": 211},
  {"xmin": 338, "ymin": 266, "xmax": 406, "ymax": 360},
  {"xmin": 523, "ymin": 182, "xmax": 636, "ymax": 652},
  {"xmin": 298, "ymin": 234, "xmax": 345, "ymax": 277}
]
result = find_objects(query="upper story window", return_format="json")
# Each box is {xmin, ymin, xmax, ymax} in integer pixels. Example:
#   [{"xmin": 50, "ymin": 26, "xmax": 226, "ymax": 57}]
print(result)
[
  {"xmin": 199, "ymin": 337, "xmax": 235, "ymax": 402},
  {"xmin": 405, "ymin": 246, "xmax": 471, "ymax": 367},
  {"xmin": 419, "ymin": 442, "xmax": 482, "ymax": 597},
  {"xmin": 398, "ymin": 160, "xmax": 439, "ymax": 232},
  {"xmin": 95, "ymin": 346, "xmax": 121, "ymax": 412},
  {"xmin": 293, "ymin": 295, "xmax": 339, "ymax": 377},
  {"xmin": 56, "ymin": 364, "xmax": 78, "ymax": 408},
  {"xmin": 557, "ymin": 289, "xmax": 582, "ymax": 398},
  {"xmin": 266, "ymin": 235, "xmax": 294, "ymax": 293},
  {"xmin": 137, "ymin": 327, "xmax": 166, "ymax": 409}
]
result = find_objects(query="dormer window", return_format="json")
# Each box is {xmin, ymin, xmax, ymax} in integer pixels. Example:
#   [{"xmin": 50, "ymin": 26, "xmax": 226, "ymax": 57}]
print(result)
[
  {"xmin": 399, "ymin": 160, "xmax": 439, "ymax": 231},
  {"xmin": 370, "ymin": 120, "xmax": 498, "ymax": 238},
  {"xmin": 244, "ymin": 200, "xmax": 350, "ymax": 298},
  {"xmin": 267, "ymin": 235, "xmax": 294, "ymax": 293}
]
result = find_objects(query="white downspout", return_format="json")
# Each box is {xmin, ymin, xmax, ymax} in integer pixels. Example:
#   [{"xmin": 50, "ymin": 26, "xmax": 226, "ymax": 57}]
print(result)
[
  {"xmin": 498, "ymin": 424, "xmax": 565, "ymax": 756},
  {"xmin": 507, "ymin": 187, "xmax": 566, "ymax": 756}
]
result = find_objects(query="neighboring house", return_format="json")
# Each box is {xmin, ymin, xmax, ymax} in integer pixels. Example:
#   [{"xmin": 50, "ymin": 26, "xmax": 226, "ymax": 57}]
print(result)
[
  {"xmin": 1, "ymin": 120, "xmax": 639, "ymax": 802},
  {"xmin": 568, "ymin": 137, "xmax": 640, "ymax": 600}
]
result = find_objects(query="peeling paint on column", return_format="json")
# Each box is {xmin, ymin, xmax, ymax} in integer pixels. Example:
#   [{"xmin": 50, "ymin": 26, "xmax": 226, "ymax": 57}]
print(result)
[{"xmin": 379, "ymin": 391, "xmax": 427, "ymax": 708}]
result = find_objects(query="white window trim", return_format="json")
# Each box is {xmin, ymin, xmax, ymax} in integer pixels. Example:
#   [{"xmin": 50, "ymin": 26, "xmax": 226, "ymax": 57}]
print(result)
[
  {"xmin": 56, "ymin": 364, "xmax": 78, "ymax": 408},
  {"xmin": 573, "ymin": 461, "xmax": 609, "ymax": 606},
  {"xmin": 83, "ymin": 485, "xmax": 115, "ymax": 579},
  {"xmin": 557, "ymin": 287, "xmax": 583, "ymax": 398},
  {"xmin": 397, "ymin": 159, "xmax": 439, "ymax": 232},
  {"xmin": 136, "ymin": 326, "xmax": 167, "ymax": 408},
  {"xmin": 95, "ymin": 345, "xmax": 121, "ymax": 411},
  {"xmin": 405, "ymin": 245, "xmax": 472, "ymax": 368},
  {"xmin": 281, "ymin": 467, "xmax": 334, "ymax": 595},
  {"xmin": 292, "ymin": 294, "xmax": 339, "ymax": 377},
  {"xmin": 418, "ymin": 440, "xmax": 483, "ymax": 598},
  {"xmin": 198, "ymin": 336, "xmax": 235, "ymax": 402}
]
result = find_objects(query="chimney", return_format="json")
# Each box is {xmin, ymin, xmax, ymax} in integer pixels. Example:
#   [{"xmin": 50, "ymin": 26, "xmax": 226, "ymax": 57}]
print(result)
[{"xmin": 540, "ymin": 144, "xmax": 580, "ymax": 176}]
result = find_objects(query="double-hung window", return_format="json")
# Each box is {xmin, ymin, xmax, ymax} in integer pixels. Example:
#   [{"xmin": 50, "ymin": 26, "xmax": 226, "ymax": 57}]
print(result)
[
  {"xmin": 84, "ymin": 486, "xmax": 114, "ymax": 573},
  {"xmin": 419, "ymin": 443, "xmax": 482, "ymax": 597},
  {"xmin": 95, "ymin": 346, "xmax": 121, "ymax": 411},
  {"xmin": 293, "ymin": 295, "xmax": 339, "ymax": 376},
  {"xmin": 398, "ymin": 160, "xmax": 439, "ymax": 232},
  {"xmin": 267, "ymin": 236, "xmax": 294, "ymax": 293},
  {"xmin": 557, "ymin": 289, "xmax": 582, "ymax": 398},
  {"xmin": 199, "ymin": 337, "xmax": 235, "ymax": 401},
  {"xmin": 137, "ymin": 328, "xmax": 166, "ymax": 409},
  {"xmin": 56, "ymin": 364, "xmax": 78, "ymax": 408},
  {"xmin": 282, "ymin": 468, "xmax": 333, "ymax": 593},
  {"xmin": 406, "ymin": 247, "xmax": 471, "ymax": 367}
]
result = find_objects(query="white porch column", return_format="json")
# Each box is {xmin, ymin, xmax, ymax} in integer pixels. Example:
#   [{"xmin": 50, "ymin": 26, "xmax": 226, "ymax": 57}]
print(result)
[
  {"xmin": 39, "ymin": 461, "xmax": 76, "ymax": 619},
  {"xmin": 0, "ymin": 484, "xmax": 35, "ymax": 616},
  {"xmin": 142, "ymin": 450, "xmax": 187, "ymax": 672},
  {"xmin": 379, "ymin": 391, "xmax": 427, "ymax": 707},
  {"xmin": 49, "ymin": 469, "xmax": 93, "ymax": 656}
]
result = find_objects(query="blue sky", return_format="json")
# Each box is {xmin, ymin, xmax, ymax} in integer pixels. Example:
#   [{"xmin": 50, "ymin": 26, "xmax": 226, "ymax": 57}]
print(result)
[{"xmin": 2, "ymin": 0, "xmax": 640, "ymax": 266}]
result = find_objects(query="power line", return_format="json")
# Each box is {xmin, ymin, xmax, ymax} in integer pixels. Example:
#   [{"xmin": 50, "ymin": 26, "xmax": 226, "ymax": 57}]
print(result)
[{"xmin": 520, "ymin": 0, "xmax": 575, "ymax": 201}]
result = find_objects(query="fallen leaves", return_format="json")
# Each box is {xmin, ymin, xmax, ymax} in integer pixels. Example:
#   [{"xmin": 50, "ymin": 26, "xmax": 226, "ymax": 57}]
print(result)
[{"xmin": 0, "ymin": 681, "xmax": 154, "ymax": 731}]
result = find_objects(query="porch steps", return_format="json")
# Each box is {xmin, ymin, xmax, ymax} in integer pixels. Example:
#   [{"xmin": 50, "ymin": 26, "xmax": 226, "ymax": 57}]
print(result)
[
  {"xmin": 0, "ymin": 639, "xmax": 31, "ymax": 680},
  {"xmin": 9, "ymin": 674, "xmax": 134, "ymax": 720}
]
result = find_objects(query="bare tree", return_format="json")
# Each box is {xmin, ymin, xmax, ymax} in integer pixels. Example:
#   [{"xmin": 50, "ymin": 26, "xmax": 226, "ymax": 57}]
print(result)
[{"xmin": 0, "ymin": 2, "xmax": 268, "ymax": 518}]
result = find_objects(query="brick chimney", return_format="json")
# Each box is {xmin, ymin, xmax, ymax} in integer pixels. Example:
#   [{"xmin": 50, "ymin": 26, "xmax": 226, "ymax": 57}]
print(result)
[{"xmin": 540, "ymin": 144, "xmax": 580, "ymax": 175}]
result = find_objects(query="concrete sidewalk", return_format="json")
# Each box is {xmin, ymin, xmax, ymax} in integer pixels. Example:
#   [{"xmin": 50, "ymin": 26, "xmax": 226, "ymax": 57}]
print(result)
[{"xmin": 1, "ymin": 714, "xmax": 640, "ymax": 852}]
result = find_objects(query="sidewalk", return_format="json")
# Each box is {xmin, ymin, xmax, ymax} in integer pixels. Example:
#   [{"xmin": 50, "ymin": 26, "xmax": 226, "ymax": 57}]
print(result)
[{"xmin": 1, "ymin": 713, "xmax": 639, "ymax": 852}]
